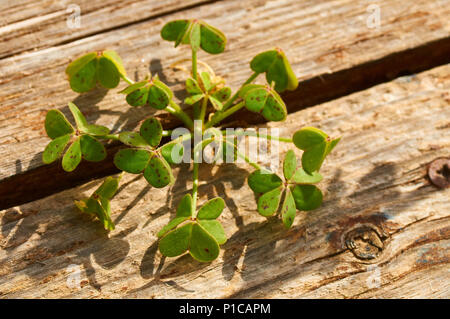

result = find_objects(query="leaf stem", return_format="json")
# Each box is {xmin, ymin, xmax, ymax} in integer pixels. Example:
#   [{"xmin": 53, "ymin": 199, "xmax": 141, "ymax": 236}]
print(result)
[
  {"xmin": 192, "ymin": 48, "xmax": 198, "ymax": 81},
  {"xmin": 222, "ymin": 71, "xmax": 259, "ymax": 111},
  {"xmin": 167, "ymin": 101, "xmax": 194, "ymax": 130},
  {"xmin": 98, "ymin": 134, "xmax": 120, "ymax": 141},
  {"xmin": 225, "ymin": 141, "xmax": 261, "ymax": 170},
  {"xmin": 205, "ymin": 101, "xmax": 245, "ymax": 129},
  {"xmin": 192, "ymin": 162, "xmax": 199, "ymax": 216},
  {"xmin": 199, "ymin": 96, "xmax": 208, "ymax": 128},
  {"xmin": 223, "ymin": 130, "xmax": 292, "ymax": 143},
  {"xmin": 121, "ymin": 74, "xmax": 135, "ymax": 85}
]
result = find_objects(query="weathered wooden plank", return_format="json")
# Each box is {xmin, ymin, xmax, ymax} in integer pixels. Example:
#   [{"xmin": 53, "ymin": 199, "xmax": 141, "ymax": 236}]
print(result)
[
  {"xmin": 0, "ymin": 0, "xmax": 213, "ymax": 58},
  {"xmin": 0, "ymin": 64, "xmax": 448, "ymax": 298},
  {"xmin": 1, "ymin": 0, "xmax": 450, "ymax": 209}
]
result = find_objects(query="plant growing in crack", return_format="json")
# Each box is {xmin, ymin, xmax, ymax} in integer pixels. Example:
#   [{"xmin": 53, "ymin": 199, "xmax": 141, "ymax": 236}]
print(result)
[{"xmin": 42, "ymin": 19, "xmax": 340, "ymax": 262}]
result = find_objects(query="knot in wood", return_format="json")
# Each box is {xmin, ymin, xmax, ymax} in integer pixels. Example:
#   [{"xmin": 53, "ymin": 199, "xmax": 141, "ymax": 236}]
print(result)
[
  {"xmin": 428, "ymin": 158, "xmax": 450, "ymax": 189},
  {"xmin": 345, "ymin": 226, "xmax": 384, "ymax": 260}
]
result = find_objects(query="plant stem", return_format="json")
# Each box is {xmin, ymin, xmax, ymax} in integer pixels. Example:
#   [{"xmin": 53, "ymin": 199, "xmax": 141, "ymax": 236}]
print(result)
[
  {"xmin": 98, "ymin": 134, "xmax": 120, "ymax": 141},
  {"xmin": 199, "ymin": 96, "xmax": 208, "ymax": 127},
  {"xmin": 192, "ymin": 48, "xmax": 198, "ymax": 81},
  {"xmin": 192, "ymin": 162, "xmax": 199, "ymax": 216},
  {"xmin": 223, "ymin": 130, "xmax": 292, "ymax": 143},
  {"xmin": 205, "ymin": 101, "xmax": 245, "ymax": 129},
  {"xmin": 167, "ymin": 101, "xmax": 194, "ymax": 130},
  {"xmin": 225, "ymin": 141, "xmax": 261, "ymax": 170},
  {"xmin": 222, "ymin": 71, "xmax": 259, "ymax": 111},
  {"xmin": 121, "ymin": 74, "xmax": 135, "ymax": 85}
]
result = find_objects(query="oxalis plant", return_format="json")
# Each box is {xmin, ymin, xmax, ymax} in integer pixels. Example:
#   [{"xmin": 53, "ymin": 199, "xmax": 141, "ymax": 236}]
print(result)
[{"xmin": 42, "ymin": 19, "xmax": 340, "ymax": 263}]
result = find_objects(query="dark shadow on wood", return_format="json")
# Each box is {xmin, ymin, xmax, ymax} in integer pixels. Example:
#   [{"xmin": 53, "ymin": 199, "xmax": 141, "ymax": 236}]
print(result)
[{"xmin": 2, "ymin": 36, "xmax": 450, "ymax": 209}]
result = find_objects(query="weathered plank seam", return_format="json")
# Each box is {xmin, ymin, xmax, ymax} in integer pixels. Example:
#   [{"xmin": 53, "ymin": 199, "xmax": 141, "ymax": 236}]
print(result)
[{"xmin": 1, "ymin": 35, "xmax": 449, "ymax": 209}]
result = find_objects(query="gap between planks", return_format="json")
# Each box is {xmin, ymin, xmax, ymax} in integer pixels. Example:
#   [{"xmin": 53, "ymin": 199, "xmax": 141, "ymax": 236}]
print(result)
[{"xmin": 1, "ymin": 36, "xmax": 450, "ymax": 210}]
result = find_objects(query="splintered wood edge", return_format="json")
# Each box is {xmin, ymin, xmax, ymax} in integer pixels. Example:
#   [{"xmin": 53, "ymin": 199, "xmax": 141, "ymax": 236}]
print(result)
[{"xmin": 0, "ymin": 63, "xmax": 448, "ymax": 298}]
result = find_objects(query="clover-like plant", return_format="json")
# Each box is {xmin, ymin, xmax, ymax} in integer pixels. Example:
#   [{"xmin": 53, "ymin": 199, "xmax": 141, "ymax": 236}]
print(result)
[{"xmin": 42, "ymin": 19, "xmax": 340, "ymax": 263}]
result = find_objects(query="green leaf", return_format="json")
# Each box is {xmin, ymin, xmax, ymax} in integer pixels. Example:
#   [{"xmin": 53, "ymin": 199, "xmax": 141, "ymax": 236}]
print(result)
[
  {"xmin": 239, "ymin": 84, "xmax": 262, "ymax": 98},
  {"xmin": 198, "ymin": 220, "xmax": 226, "ymax": 244},
  {"xmin": 161, "ymin": 19, "xmax": 225, "ymax": 55},
  {"xmin": 97, "ymin": 197, "xmax": 115, "ymax": 231},
  {"xmin": 243, "ymin": 85, "xmax": 268, "ymax": 113},
  {"xmin": 97, "ymin": 56, "xmax": 120, "ymax": 89},
  {"xmin": 200, "ymin": 72, "xmax": 212, "ymax": 92},
  {"xmin": 154, "ymin": 79, "xmax": 174, "ymax": 99},
  {"xmin": 326, "ymin": 137, "xmax": 340, "ymax": 157},
  {"xmin": 157, "ymin": 216, "xmax": 189, "ymax": 238},
  {"xmin": 291, "ymin": 167, "xmax": 323, "ymax": 184},
  {"xmin": 186, "ymin": 77, "xmax": 202, "ymax": 94},
  {"xmin": 185, "ymin": 93, "xmax": 204, "ymax": 105},
  {"xmin": 118, "ymin": 131, "xmax": 149, "ymax": 147},
  {"xmin": 261, "ymin": 90, "xmax": 287, "ymax": 121},
  {"xmin": 102, "ymin": 50, "xmax": 127, "ymax": 77},
  {"xmin": 113, "ymin": 148, "xmax": 150, "ymax": 173},
  {"xmin": 242, "ymin": 85, "xmax": 287, "ymax": 121},
  {"xmin": 199, "ymin": 22, "xmax": 226, "ymax": 54},
  {"xmin": 42, "ymin": 134, "xmax": 71, "ymax": 164},
  {"xmin": 283, "ymin": 150, "xmax": 297, "ymax": 180},
  {"xmin": 68, "ymin": 102, "xmax": 88, "ymax": 129},
  {"xmin": 160, "ymin": 20, "xmax": 190, "ymax": 46},
  {"xmin": 140, "ymin": 117, "xmax": 162, "ymax": 148},
  {"xmin": 126, "ymin": 87, "xmax": 149, "ymax": 107},
  {"xmin": 250, "ymin": 48, "xmax": 298, "ymax": 92},
  {"xmin": 257, "ymin": 187, "xmax": 282, "ymax": 217},
  {"xmin": 248, "ymin": 169, "xmax": 283, "ymax": 194},
  {"xmin": 189, "ymin": 22, "xmax": 201, "ymax": 51},
  {"xmin": 159, "ymin": 222, "xmax": 193, "ymax": 257},
  {"xmin": 80, "ymin": 135, "xmax": 107, "ymax": 162},
  {"xmin": 94, "ymin": 176, "xmax": 120, "ymax": 200},
  {"xmin": 81, "ymin": 124, "xmax": 110, "ymax": 136},
  {"xmin": 69, "ymin": 58, "xmax": 97, "ymax": 93},
  {"xmin": 147, "ymin": 84, "xmax": 170, "ymax": 110},
  {"xmin": 189, "ymin": 223, "xmax": 220, "ymax": 262},
  {"xmin": 208, "ymin": 96, "xmax": 223, "ymax": 111},
  {"xmin": 62, "ymin": 137, "xmax": 82, "ymax": 172},
  {"xmin": 292, "ymin": 127, "xmax": 327, "ymax": 150},
  {"xmin": 197, "ymin": 197, "xmax": 225, "ymax": 219},
  {"xmin": 45, "ymin": 110, "xmax": 74, "ymax": 139},
  {"xmin": 76, "ymin": 197, "xmax": 115, "ymax": 231},
  {"xmin": 281, "ymin": 189, "xmax": 296, "ymax": 228},
  {"xmin": 143, "ymin": 155, "xmax": 174, "ymax": 188},
  {"xmin": 161, "ymin": 142, "xmax": 184, "ymax": 165},
  {"xmin": 66, "ymin": 52, "xmax": 97, "ymax": 78},
  {"xmin": 291, "ymin": 185, "xmax": 323, "ymax": 211},
  {"xmin": 293, "ymin": 127, "xmax": 337, "ymax": 174},
  {"xmin": 119, "ymin": 81, "xmax": 147, "ymax": 95},
  {"xmin": 176, "ymin": 194, "xmax": 193, "ymax": 218},
  {"xmin": 212, "ymin": 87, "xmax": 231, "ymax": 102},
  {"xmin": 301, "ymin": 142, "xmax": 327, "ymax": 174}
]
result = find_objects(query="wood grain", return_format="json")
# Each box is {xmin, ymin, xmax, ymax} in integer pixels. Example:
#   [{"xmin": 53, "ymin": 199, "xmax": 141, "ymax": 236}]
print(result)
[
  {"xmin": 0, "ymin": 63, "xmax": 448, "ymax": 298},
  {"xmin": 0, "ymin": 0, "xmax": 213, "ymax": 58},
  {"xmin": 1, "ymin": 0, "xmax": 450, "ymax": 209}
]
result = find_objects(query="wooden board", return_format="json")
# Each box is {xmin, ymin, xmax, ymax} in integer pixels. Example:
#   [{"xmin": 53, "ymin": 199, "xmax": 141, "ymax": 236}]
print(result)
[
  {"xmin": 1, "ymin": 0, "xmax": 450, "ymax": 194},
  {"xmin": 0, "ymin": 0, "xmax": 211, "ymax": 58},
  {"xmin": 0, "ymin": 63, "xmax": 448, "ymax": 298}
]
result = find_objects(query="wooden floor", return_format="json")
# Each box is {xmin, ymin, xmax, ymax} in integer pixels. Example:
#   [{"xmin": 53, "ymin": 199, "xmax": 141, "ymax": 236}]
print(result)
[{"xmin": 0, "ymin": 0, "xmax": 449, "ymax": 298}]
